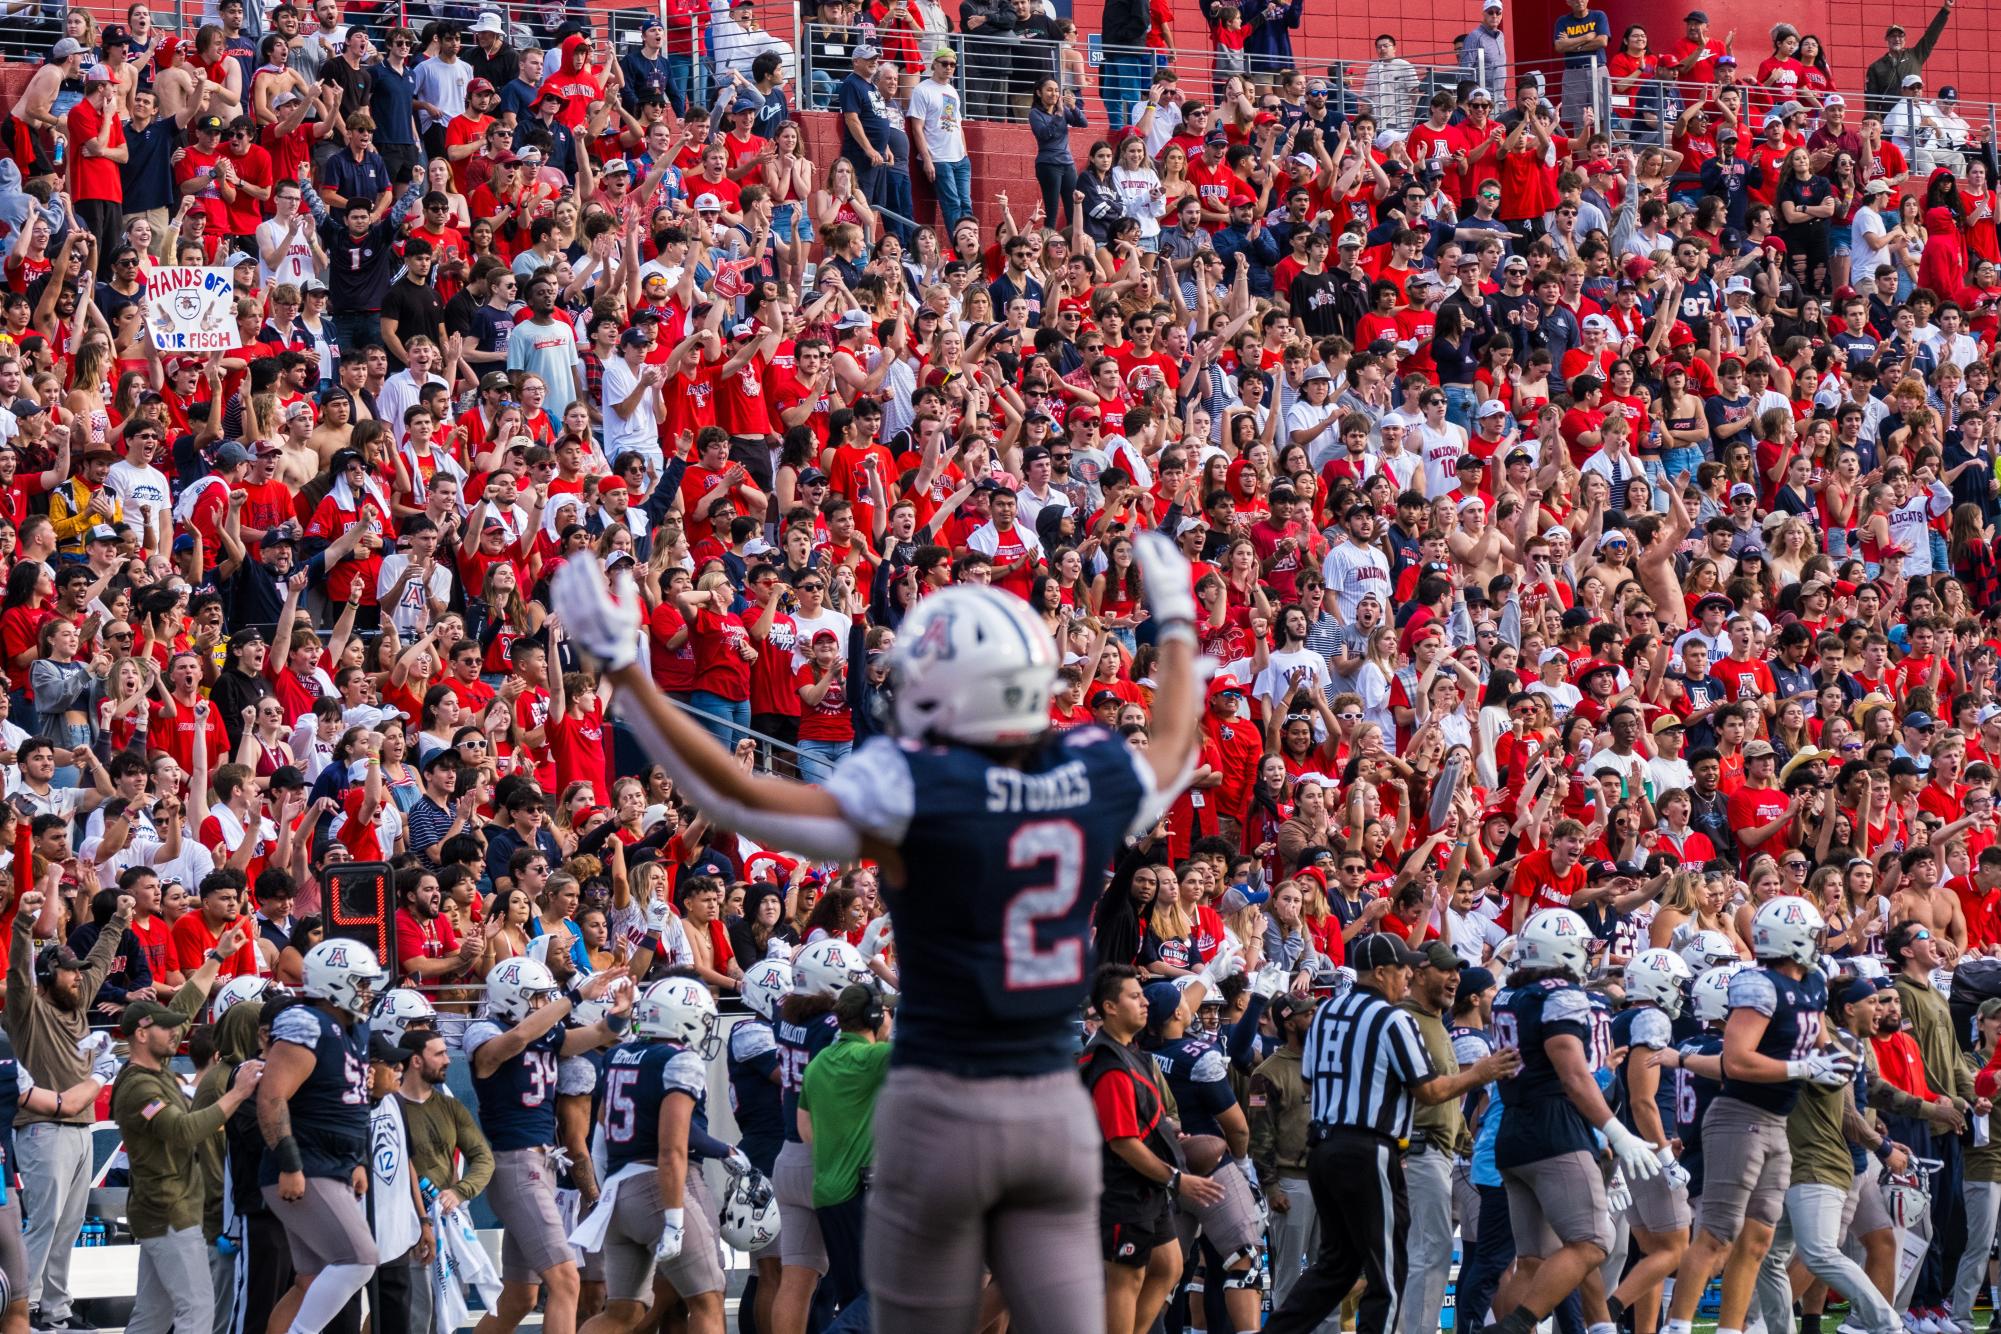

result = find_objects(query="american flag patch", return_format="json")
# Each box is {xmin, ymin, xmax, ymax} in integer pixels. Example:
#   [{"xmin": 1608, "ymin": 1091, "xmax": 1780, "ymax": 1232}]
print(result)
[{"xmin": 141, "ymin": 1101, "xmax": 165, "ymax": 1121}]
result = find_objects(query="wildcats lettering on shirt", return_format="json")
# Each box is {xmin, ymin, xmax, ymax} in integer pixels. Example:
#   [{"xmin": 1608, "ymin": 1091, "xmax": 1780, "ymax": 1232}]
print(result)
[{"xmin": 984, "ymin": 761, "xmax": 1093, "ymax": 813}]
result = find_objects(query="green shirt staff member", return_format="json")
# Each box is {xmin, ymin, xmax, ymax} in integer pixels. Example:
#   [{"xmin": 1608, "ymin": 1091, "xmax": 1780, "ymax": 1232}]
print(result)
[
  {"xmin": 112, "ymin": 998, "xmax": 264, "ymax": 1334},
  {"xmin": 798, "ymin": 984, "xmax": 892, "ymax": 1314}
]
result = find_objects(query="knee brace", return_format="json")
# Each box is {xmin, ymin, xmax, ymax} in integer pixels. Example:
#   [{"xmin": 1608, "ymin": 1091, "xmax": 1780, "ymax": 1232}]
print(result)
[{"xmin": 1222, "ymin": 1251, "xmax": 1263, "ymax": 1292}]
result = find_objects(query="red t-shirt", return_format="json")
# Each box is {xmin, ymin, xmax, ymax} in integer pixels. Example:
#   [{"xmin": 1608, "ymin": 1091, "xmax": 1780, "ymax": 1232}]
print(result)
[
  {"xmin": 547, "ymin": 705, "xmax": 609, "ymax": 797},
  {"xmin": 171, "ymin": 911, "xmax": 259, "ymax": 978},
  {"xmin": 1513, "ymin": 848, "xmax": 1586, "ymax": 914},
  {"xmin": 67, "ymin": 100, "xmax": 125, "ymax": 203},
  {"xmin": 394, "ymin": 906, "xmax": 462, "ymax": 978},
  {"xmin": 691, "ymin": 609, "xmax": 754, "ymax": 702}
]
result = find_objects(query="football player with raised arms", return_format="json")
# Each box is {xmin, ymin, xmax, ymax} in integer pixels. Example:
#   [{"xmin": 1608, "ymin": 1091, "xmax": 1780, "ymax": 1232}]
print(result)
[
  {"xmin": 1662, "ymin": 896, "xmax": 1855, "ymax": 1334},
  {"xmin": 464, "ymin": 958, "xmax": 635, "ymax": 1334},
  {"xmin": 552, "ymin": 530, "xmax": 1205, "ymax": 1334}
]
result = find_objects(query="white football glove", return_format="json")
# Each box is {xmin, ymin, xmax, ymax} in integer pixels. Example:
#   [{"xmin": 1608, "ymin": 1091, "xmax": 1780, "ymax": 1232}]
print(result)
[
  {"xmin": 1601, "ymin": 1118, "xmax": 1661, "ymax": 1181},
  {"xmin": 1606, "ymin": 1166, "xmax": 1632, "ymax": 1216},
  {"xmin": 1201, "ymin": 939, "xmax": 1245, "ymax": 989},
  {"xmin": 1657, "ymin": 1144, "xmax": 1690, "ymax": 1192},
  {"xmin": 1132, "ymin": 530, "xmax": 1196, "ymax": 641},
  {"xmin": 723, "ymin": 1146, "xmax": 754, "ymax": 1177},
  {"xmin": 1788, "ymin": 1049, "xmax": 1859, "ymax": 1090},
  {"xmin": 654, "ymin": 1206, "xmax": 684, "ymax": 1261},
  {"xmin": 552, "ymin": 559, "xmax": 641, "ymax": 671},
  {"xmin": 859, "ymin": 913, "xmax": 893, "ymax": 961},
  {"xmin": 1248, "ymin": 964, "xmax": 1287, "ymax": 1001},
  {"xmin": 78, "ymin": 1031, "xmax": 117, "ymax": 1085}
]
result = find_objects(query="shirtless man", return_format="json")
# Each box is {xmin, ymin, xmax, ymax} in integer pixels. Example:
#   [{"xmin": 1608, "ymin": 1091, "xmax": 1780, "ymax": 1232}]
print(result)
[
  {"xmin": 1446, "ymin": 496, "xmax": 1518, "ymax": 593},
  {"xmin": 1632, "ymin": 485, "xmax": 1697, "ymax": 630},
  {"xmin": 8, "ymin": 39, "xmax": 84, "ymax": 183},
  {"xmin": 1892, "ymin": 840, "xmax": 1968, "ymax": 961},
  {"xmin": 276, "ymin": 401, "xmax": 322, "ymax": 491},
  {"xmin": 1581, "ymin": 524, "xmax": 1640, "ymax": 596},
  {"xmin": 154, "ymin": 32, "xmax": 238, "ymax": 124}
]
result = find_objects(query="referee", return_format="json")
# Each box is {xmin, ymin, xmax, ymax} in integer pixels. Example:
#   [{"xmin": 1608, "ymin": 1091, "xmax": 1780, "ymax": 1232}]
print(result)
[{"xmin": 1266, "ymin": 934, "xmax": 1521, "ymax": 1334}]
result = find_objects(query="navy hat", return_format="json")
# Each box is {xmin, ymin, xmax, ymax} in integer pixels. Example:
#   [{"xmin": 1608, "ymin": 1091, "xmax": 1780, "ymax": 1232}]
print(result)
[
  {"xmin": 1142, "ymin": 981, "xmax": 1184, "ymax": 1030},
  {"xmin": 1460, "ymin": 965, "xmax": 1498, "ymax": 996}
]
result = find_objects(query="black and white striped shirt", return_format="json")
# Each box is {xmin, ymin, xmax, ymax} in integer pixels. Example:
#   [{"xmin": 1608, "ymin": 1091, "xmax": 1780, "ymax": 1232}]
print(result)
[{"xmin": 1302, "ymin": 985, "xmax": 1438, "ymax": 1142}]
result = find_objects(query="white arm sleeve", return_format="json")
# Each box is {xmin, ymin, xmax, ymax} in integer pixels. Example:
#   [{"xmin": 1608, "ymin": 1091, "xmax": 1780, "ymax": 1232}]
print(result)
[{"xmin": 613, "ymin": 692, "xmax": 867, "ymax": 863}]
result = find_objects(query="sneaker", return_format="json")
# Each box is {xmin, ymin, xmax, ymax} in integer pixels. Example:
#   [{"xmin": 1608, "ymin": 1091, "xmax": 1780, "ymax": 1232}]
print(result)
[
  {"xmin": 46, "ymin": 1317, "xmax": 97, "ymax": 1334},
  {"xmin": 1916, "ymin": 1315, "xmax": 1944, "ymax": 1334},
  {"xmin": 1908, "ymin": 1313, "xmax": 1932, "ymax": 1334}
]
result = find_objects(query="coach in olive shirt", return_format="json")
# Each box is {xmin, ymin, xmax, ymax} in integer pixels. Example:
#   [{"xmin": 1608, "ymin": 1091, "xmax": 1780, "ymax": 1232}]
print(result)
[
  {"xmin": 113, "ymin": 1001, "xmax": 264, "ymax": 1334},
  {"xmin": 1398, "ymin": 942, "xmax": 1468, "ymax": 1334}
]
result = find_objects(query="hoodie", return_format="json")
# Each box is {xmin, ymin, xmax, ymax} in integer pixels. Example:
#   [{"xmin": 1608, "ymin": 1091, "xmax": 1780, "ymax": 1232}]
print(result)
[
  {"xmin": 1919, "ymin": 201, "xmax": 1969, "ymax": 299},
  {"xmin": 192, "ymin": 1001, "xmax": 266, "ymax": 1241}
]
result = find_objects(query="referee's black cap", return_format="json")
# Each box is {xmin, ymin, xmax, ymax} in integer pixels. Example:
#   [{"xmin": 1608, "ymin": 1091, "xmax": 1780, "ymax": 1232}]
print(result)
[{"xmin": 1351, "ymin": 934, "xmax": 1426, "ymax": 972}]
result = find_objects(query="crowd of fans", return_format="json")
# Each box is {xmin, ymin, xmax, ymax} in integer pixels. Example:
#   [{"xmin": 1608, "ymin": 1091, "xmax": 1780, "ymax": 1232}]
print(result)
[{"xmin": 7, "ymin": 1, "xmax": 2001, "ymax": 1334}]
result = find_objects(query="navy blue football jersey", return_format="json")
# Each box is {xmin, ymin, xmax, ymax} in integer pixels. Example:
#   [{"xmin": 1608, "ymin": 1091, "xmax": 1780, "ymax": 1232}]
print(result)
[
  {"xmin": 1154, "ymin": 1031, "xmax": 1237, "ymax": 1139},
  {"xmin": 727, "ymin": 1020, "xmax": 784, "ymax": 1172},
  {"xmin": 774, "ymin": 1010, "xmax": 840, "ymax": 1145},
  {"xmin": 601, "ymin": 1040, "xmax": 707, "ymax": 1174},
  {"xmin": 464, "ymin": 1019, "xmax": 565, "ymax": 1151},
  {"xmin": 1720, "ymin": 966, "xmax": 1826, "ymax": 1115},
  {"xmin": 1612, "ymin": 1005, "xmax": 1677, "ymax": 1138},
  {"xmin": 824, "ymin": 728, "xmax": 1157, "ymax": 1077},
  {"xmin": 260, "ymin": 1003, "xmax": 369, "ymax": 1183},
  {"xmin": 1493, "ymin": 977, "xmax": 1598, "ymax": 1169},
  {"xmin": 1675, "ymin": 1031, "xmax": 1725, "ymax": 1195}
]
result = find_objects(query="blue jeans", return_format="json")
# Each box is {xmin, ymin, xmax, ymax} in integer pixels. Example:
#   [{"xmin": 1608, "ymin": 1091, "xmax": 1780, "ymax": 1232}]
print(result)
[
  {"xmin": 1660, "ymin": 444, "xmax": 1705, "ymax": 491},
  {"xmin": 931, "ymin": 157, "xmax": 973, "ymax": 229},
  {"xmin": 688, "ymin": 691, "xmax": 750, "ymax": 748},
  {"xmin": 1100, "ymin": 54, "xmax": 1147, "ymax": 131},
  {"xmin": 332, "ymin": 310, "xmax": 381, "ymax": 356},
  {"xmin": 871, "ymin": 165, "xmax": 917, "ymax": 248},
  {"xmin": 797, "ymin": 738, "xmax": 852, "ymax": 786},
  {"xmin": 811, "ymin": 69, "xmax": 839, "ymax": 109},
  {"xmin": 665, "ymin": 53, "xmax": 698, "ymax": 111},
  {"xmin": 1443, "ymin": 383, "xmax": 1477, "ymax": 433}
]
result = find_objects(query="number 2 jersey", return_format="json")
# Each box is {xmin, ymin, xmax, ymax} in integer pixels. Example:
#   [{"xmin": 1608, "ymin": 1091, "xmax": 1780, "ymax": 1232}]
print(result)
[
  {"xmin": 1493, "ymin": 976, "xmax": 1600, "ymax": 1170},
  {"xmin": 601, "ymin": 1040, "xmax": 709, "ymax": 1173},
  {"xmin": 260, "ymin": 1003, "xmax": 370, "ymax": 1184},
  {"xmin": 822, "ymin": 727, "xmax": 1162, "ymax": 1077},
  {"xmin": 1721, "ymin": 966, "xmax": 1826, "ymax": 1116},
  {"xmin": 464, "ymin": 1019, "xmax": 565, "ymax": 1151}
]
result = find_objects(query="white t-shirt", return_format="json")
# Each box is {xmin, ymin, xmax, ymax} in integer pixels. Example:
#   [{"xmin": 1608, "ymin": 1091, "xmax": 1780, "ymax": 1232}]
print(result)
[
  {"xmin": 1253, "ymin": 647, "xmax": 1332, "ymax": 713},
  {"xmin": 105, "ymin": 460, "xmax": 171, "ymax": 539},
  {"xmin": 410, "ymin": 56, "xmax": 471, "ymax": 132},
  {"xmin": 1852, "ymin": 205, "xmax": 1891, "ymax": 282},
  {"xmin": 256, "ymin": 216, "xmax": 320, "ymax": 288},
  {"xmin": 376, "ymin": 553, "xmax": 454, "ymax": 641},
  {"xmin": 601, "ymin": 357, "xmax": 662, "ymax": 468},
  {"xmin": 1287, "ymin": 399, "xmax": 1344, "ymax": 470},
  {"xmin": 1887, "ymin": 482, "xmax": 1952, "ymax": 576},
  {"xmin": 905, "ymin": 78, "xmax": 968, "ymax": 164}
]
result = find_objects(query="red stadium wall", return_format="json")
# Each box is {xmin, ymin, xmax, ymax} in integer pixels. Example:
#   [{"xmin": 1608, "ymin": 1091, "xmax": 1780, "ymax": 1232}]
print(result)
[{"xmin": 1060, "ymin": 0, "xmax": 2001, "ymax": 113}]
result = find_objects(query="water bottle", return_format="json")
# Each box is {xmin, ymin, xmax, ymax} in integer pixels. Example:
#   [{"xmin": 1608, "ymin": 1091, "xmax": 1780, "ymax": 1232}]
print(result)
[
  {"xmin": 419, "ymin": 1175, "xmax": 440, "ymax": 1206},
  {"xmin": 51, "ymin": 138, "xmax": 63, "ymax": 169},
  {"xmin": 77, "ymin": 1216, "xmax": 104, "ymax": 1247}
]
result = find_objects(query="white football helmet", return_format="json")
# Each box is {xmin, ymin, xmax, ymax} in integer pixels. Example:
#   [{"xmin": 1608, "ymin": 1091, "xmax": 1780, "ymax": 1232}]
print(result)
[
  {"xmin": 211, "ymin": 974, "xmax": 274, "ymax": 1022},
  {"xmin": 794, "ymin": 939, "xmax": 871, "ymax": 999},
  {"xmin": 486, "ymin": 958, "xmax": 563, "ymax": 1024},
  {"xmin": 1690, "ymin": 963, "xmax": 1745, "ymax": 1023},
  {"xmin": 717, "ymin": 1167, "xmax": 781, "ymax": 1251},
  {"xmin": 1752, "ymin": 895, "xmax": 1825, "ymax": 968},
  {"xmin": 888, "ymin": 584, "xmax": 1060, "ymax": 745},
  {"xmin": 740, "ymin": 960, "xmax": 793, "ymax": 1022},
  {"xmin": 633, "ymin": 976, "xmax": 722, "ymax": 1059},
  {"xmin": 1516, "ymin": 909, "xmax": 1593, "ymax": 980},
  {"xmin": 1679, "ymin": 930, "xmax": 1741, "ymax": 973},
  {"xmin": 301, "ymin": 940, "xmax": 389, "ymax": 1020},
  {"xmin": 1625, "ymin": 948, "xmax": 1694, "ymax": 1018},
  {"xmin": 572, "ymin": 977, "xmax": 634, "ymax": 1029},
  {"xmin": 370, "ymin": 988, "xmax": 438, "ymax": 1043}
]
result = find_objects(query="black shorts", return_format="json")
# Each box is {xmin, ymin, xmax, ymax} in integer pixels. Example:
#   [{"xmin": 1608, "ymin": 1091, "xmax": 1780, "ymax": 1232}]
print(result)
[{"xmin": 1100, "ymin": 1184, "xmax": 1174, "ymax": 1268}]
